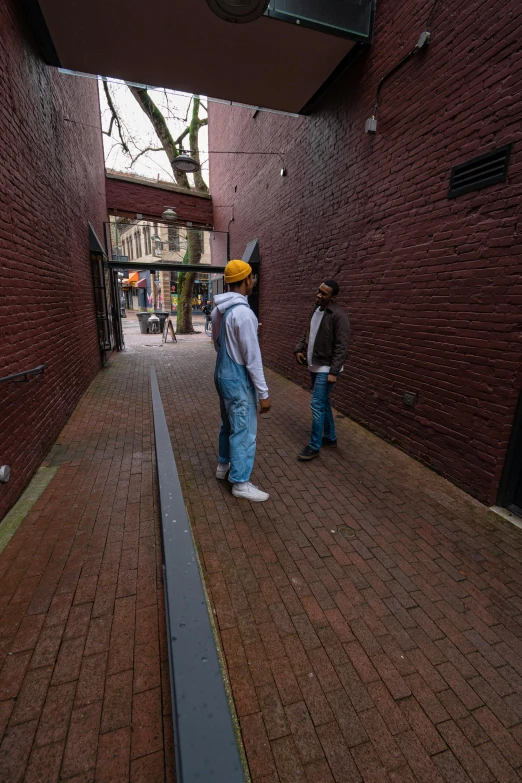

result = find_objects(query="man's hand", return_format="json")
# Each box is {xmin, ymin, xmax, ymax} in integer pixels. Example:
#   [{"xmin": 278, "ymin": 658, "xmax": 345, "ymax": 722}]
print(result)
[
  {"xmin": 259, "ymin": 397, "xmax": 271, "ymax": 413},
  {"xmin": 327, "ymin": 374, "xmax": 337, "ymax": 383},
  {"xmin": 295, "ymin": 352, "xmax": 307, "ymax": 366}
]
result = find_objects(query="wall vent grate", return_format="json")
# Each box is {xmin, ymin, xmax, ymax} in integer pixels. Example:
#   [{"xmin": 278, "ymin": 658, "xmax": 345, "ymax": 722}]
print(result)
[{"xmin": 448, "ymin": 143, "xmax": 512, "ymax": 198}]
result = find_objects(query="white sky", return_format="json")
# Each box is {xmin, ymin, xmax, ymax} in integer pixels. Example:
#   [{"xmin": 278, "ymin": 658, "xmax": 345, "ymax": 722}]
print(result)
[{"xmin": 98, "ymin": 79, "xmax": 209, "ymax": 188}]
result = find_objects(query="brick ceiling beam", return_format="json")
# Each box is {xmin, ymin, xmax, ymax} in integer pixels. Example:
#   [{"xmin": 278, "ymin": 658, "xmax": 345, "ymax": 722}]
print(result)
[{"xmin": 105, "ymin": 172, "xmax": 213, "ymax": 227}]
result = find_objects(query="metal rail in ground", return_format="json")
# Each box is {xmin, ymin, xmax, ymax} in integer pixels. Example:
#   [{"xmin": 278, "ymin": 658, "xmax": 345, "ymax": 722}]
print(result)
[{"xmin": 150, "ymin": 367, "xmax": 246, "ymax": 783}]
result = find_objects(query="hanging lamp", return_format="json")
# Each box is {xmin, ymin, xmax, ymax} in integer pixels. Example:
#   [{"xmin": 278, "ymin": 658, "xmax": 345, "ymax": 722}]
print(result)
[{"xmin": 173, "ymin": 154, "xmax": 201, "ymax": 174}]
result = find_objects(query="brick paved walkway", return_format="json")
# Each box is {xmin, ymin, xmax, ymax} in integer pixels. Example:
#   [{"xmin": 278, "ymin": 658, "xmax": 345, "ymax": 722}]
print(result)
[
  {"xmin": 1, "ymin": 315, "xmax": 522, "ymax": 782},
  {"xmin": 0, "ymin": 330, "xmax": 174, "ymax": 782}
]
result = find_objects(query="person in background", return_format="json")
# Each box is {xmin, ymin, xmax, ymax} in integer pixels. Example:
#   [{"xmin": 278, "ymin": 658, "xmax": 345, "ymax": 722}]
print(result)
[
  {"xmin": 294, "ymin": 279, "xmax": 350, "ymax": 461},
  {"xmin": 212, "ymin": 260, "xmax": 271, "ymax": 501},
  {"xmin": 203, "ymin": 300, "xmax": 212, "ymax": 332}
]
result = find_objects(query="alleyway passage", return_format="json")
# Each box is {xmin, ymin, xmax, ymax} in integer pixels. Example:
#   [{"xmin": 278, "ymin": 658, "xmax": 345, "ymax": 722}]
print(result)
[{"xmin": 1, "ymin": 314, "xmax": 522, "ymax": 782}]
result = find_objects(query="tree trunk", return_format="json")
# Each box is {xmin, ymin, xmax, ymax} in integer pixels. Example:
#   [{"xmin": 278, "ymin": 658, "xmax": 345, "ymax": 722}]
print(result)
[
  {"xmin": 176, "ymin": 271, "xmax": 197, "ymax": 333},
  {"xmin": 189, "ymin": 97, "xmax": 209, "ymax": 195},
  {"xmin": 176, "ymin": 230, "xmax": 202, "ymax": 334}
]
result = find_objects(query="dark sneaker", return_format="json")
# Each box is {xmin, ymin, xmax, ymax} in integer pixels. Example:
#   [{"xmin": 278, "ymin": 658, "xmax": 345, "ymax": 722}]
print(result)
[
  {"xmin": 322, "ymin": 437, "xmax": 337, "ymax": 447},
  {"xmin": 297, "ymin": 446, "xmax": 320, "ymax": 461}
]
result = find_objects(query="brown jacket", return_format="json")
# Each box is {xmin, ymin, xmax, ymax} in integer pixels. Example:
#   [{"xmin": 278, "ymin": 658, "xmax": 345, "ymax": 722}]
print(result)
[{"xmin": 294, "ymin": 302, "xmax": 350, "ymax": 376}]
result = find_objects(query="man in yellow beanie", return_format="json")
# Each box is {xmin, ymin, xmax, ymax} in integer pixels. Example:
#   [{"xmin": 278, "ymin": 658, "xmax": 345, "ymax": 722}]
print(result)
[{"xmin": 211, "ymin": 260, "xmax": 271, "ymax": 501}]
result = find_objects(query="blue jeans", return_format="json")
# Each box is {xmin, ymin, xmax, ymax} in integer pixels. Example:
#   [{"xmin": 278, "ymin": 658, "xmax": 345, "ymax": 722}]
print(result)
[
  {"xmin": 215, "ymin": 303, "xmax": 257, "ymax": 483},
  {"xmin": 309, "ymin": 372, "xmax": 336, "ymax": 451}
]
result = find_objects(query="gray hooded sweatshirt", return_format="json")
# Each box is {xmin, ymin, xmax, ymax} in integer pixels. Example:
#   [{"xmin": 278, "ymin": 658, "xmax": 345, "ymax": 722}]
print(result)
[{"xmin": 211, "ymin": 292, "xmax": 269, "ymax": 400}]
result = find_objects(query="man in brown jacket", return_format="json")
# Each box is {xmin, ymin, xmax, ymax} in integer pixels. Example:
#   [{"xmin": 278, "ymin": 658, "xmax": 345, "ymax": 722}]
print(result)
[{"xmin": 294, "ymin": 280, "xmax": 350, "ymax": 460}]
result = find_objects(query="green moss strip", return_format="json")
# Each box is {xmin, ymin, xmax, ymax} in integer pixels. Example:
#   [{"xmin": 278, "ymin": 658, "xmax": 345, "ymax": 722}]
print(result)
[
  {"xmin": 0, "ymin": 466, "xmax": 58, "ymax": 555},
  {"xmin": 190, "ymin": 518, "xmax": 252, "ymax": 783}
]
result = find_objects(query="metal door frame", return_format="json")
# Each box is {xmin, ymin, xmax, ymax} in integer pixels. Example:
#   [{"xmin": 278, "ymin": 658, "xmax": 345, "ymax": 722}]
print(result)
[
  {"xmin": 90, "ymin": 248, "xmax": 114, "ymax": 364},
  {"xmin": 110, "ymin": 268, "xmax": 125, "ymax": 351},
  {"xmin": 497, "ymin": 386, "xmax": 522, "ymax": 516},
  {"xmin": 90, "ymin": 222, "xmax": 124, "ymax": 363}
]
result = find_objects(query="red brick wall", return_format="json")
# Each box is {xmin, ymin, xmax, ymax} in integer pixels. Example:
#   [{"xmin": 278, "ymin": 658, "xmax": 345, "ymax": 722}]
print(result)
[
  {"xmin": 106, "ymin": 175, "xmax": 213, "ymax": 225},
  {"xmin": 0, "ymin": 0, "xmax": 107, "ymax": 518},
  {"xmin": 209, "ymin": 0, "xmax": 522, "ymax": 505}
]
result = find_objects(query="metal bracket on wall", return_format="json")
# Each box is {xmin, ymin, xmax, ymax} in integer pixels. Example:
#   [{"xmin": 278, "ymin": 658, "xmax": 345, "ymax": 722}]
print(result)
[{"xmin": 0, "ymin": 365, "xmax": 46, "ymax": 384}]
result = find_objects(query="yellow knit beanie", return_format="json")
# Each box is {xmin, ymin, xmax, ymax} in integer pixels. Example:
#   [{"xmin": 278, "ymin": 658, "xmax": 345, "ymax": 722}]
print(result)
[{"xmin": 224, "ymin": 259, "xmax": 252, "ymax": 284}]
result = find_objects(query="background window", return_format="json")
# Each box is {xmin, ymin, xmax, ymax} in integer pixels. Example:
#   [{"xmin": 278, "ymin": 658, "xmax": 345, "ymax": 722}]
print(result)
[{"xmin": 168, "ymin": 225, "xmax": 180, "ymax": 252}]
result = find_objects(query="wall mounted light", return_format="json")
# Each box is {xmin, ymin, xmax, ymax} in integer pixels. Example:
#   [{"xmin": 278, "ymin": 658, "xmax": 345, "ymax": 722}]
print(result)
[{"xmin": 365, "ymin": 2, "xmax": 436, "ymax": 135}]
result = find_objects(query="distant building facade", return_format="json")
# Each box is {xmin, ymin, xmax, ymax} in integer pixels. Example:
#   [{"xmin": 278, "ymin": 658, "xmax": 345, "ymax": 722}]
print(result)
[{"xmin": 116, "ymin": 219, "xmax": 212, "ymax": 311}]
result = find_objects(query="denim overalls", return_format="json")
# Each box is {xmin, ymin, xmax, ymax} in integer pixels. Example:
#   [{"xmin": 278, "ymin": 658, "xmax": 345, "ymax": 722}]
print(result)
[{"xmin": 214, "ymin": 304, "xmax": 258, "ymax": 484}]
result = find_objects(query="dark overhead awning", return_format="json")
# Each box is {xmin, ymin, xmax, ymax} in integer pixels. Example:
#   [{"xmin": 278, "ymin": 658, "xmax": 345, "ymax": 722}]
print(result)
[
  {"xmin": 25, "ymin": 0, "xmax": 373, "ymax": 114},
  {"xmin": 88, "ymin": 223, "xmax": 105, "ymax": 255},
  {"xmin": 109, "ymin": 261, "xmax": 226, "ymax": 273}
]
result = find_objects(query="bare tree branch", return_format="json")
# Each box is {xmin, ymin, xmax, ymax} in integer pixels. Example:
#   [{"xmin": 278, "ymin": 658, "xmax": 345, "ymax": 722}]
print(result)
[
  {"xmin": 133, "ymin": 155, "xmax": 175, "ymax": 182},
  {"xmin": 184, "ymin": 96, "xmax": 193, "ymax": 125},
  {"xmin": 102, "ymin": 80, "xmax": 130, "ymax": 155},
  {"xmin": 174, "ymin": 127, "xmax": 190, "ymax": 148},
  {"xmin": 161, "ymin": 90, "xmax": 187, "ymax": 123},
  {"xmin": 106, "ymin": 139, "xmax": 124, "ymax": 158},
  {"xmin": 127, "ymin": 85, "xmax": 191, "ymax": 189},
  {"xmin": 160, "ymin": 90, "xmax": 191, "ymax": 124},
  {"xmin": 129, "ymin": 146, "xmax": 163, "ymax": 166}
]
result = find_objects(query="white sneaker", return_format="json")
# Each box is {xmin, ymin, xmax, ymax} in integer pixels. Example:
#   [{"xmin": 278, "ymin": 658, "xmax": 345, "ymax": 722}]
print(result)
[
  {"xmin": 216, "ymin": 462, "xmax": 230, "ymax": 480},
  {"xmin": 232, "ymin": 481, "xmax": 269, "ymax": 502}
]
